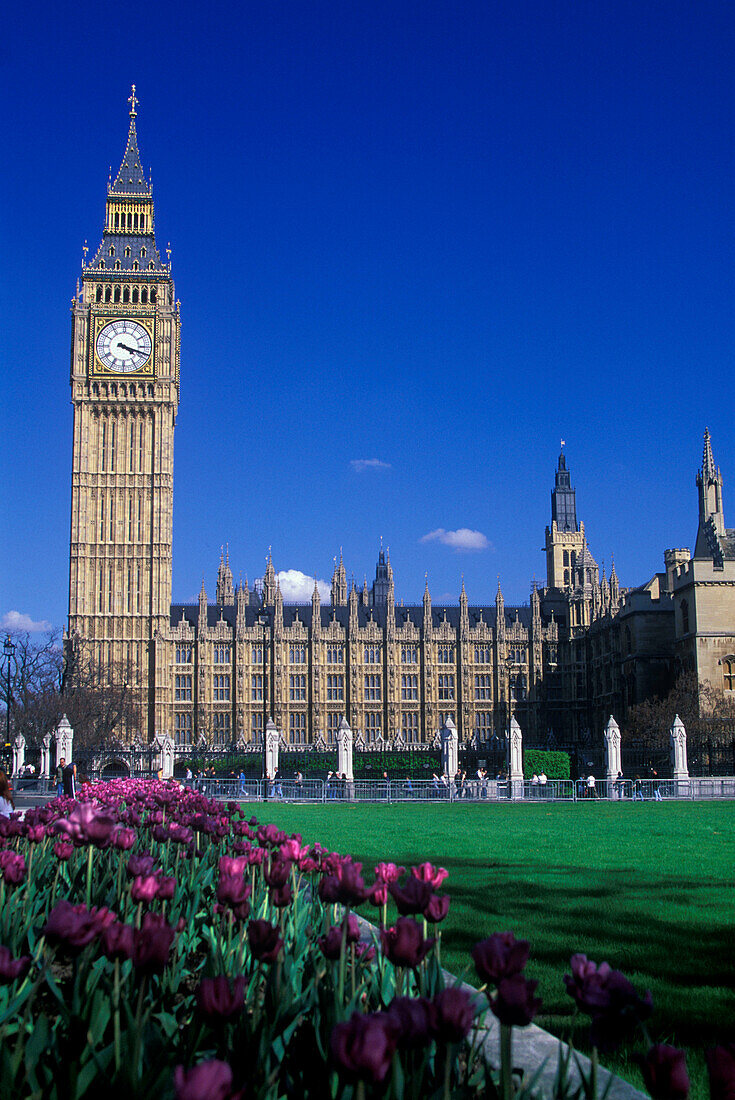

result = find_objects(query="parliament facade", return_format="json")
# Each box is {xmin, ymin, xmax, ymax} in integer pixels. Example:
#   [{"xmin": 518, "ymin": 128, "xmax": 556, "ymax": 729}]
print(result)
[{"xmin": 65, "ymin": 93, "xmax": 735, "ymax": 753}]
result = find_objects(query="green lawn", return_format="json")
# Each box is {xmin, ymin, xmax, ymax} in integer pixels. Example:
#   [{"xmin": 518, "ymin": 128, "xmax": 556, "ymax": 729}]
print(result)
[{"xmin": 243, "ymin": 800, "xmax": 735, "ymax": 1094}]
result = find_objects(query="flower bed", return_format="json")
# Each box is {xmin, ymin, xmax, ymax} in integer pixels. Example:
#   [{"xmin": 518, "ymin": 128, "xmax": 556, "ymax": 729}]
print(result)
[{"xmin": 0, "ymin": 779, "xmax": 725, "ymax": 1099}]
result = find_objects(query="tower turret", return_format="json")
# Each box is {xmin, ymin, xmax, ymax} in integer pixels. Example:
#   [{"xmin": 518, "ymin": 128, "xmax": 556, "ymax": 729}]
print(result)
[
  {"xmin": 371, "ymin": 541, "xmax": 390, "ymax": 608},
  {"xmin": 694, "ymin": 428, "xmax": 727, "ymax": 561},
  {"xmin": 262, "ymin": 550, "xmax": 276, "ymax": 606},
  {"xmin": 331, "ymin": 550, "xmax": 347, "ymax": 607},
  {"xmin": 216, "ymin": 546, "xmax": 235, "ymax": 606}
]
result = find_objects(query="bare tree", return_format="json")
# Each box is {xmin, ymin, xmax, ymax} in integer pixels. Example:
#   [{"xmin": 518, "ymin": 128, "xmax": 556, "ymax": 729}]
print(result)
[
  {"xmin": 0, "ymin": 631, "xmax": 143, "ymax": 752},
  {"xmin": 623, "ymin": 670, "xmax": 735, "ymax": 747},
  {"xmin": 62, "ymin": 636, "xmax": 143, "ymax": 750},
  {"xmin": 0, "ymin": 631, "xmax": 64, "ymax": 746}
]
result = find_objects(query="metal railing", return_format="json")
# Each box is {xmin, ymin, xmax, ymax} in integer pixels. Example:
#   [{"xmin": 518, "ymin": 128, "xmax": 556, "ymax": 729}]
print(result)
[{"xmin": 15, "ymin": 774, "xmax": 735, "ymax": 804}]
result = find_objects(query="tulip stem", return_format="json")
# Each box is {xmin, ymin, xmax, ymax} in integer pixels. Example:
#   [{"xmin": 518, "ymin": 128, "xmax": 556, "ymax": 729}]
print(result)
[
  {"xmin": 337, "ymin": 909, "xmax": 349, "ymax": 1011},
  {"xmin": 113, "ymin": 958, "xmax": 121, "ymax": 1072},
  {"xmin": 85, "ymin": 845, "xmax": 94, "ymax": 909},
  {"xmin": 500, "ymin": 1023, "xmax": 513, "ymax": 1100},
  {"xmin": 591, "ymin": 1045, "xmax": 598, "ymax": 1100}
]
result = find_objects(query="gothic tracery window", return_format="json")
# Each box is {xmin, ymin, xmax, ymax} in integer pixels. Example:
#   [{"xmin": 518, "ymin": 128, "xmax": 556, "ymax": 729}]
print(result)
[{"xmin": 723, "ymin": 657, "xmax": 735, "ymax": 691}]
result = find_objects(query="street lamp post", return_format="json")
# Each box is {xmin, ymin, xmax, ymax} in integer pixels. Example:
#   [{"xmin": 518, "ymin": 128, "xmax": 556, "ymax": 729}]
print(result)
[{"xmin": 3, "ymin": 635, "xmax": 16, "ymax": 764}]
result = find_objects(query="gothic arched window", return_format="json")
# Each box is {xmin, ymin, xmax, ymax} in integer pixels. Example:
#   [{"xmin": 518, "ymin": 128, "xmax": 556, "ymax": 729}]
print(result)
[
  {"xmin": 723, "ymin": 657, "xmax": 735, "ymax": 691},
  {"xmin": 681, "ymin": 600, "xmax": 689, "ymax": 634}
]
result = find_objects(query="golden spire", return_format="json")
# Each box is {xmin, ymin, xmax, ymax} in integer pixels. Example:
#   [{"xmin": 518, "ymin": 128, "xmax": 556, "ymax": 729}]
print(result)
[{"xmin": 128, "ymin": 84, "xmax": 139, "ymax": 119}]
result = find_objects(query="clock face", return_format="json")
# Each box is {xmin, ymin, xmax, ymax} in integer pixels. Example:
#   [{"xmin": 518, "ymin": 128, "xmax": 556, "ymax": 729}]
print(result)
[{"xmin": 95, "ymin": 319, "xmax": 152, "ymax": 373}]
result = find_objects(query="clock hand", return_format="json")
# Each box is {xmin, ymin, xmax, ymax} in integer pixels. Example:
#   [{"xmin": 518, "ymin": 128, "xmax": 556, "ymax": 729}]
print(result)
[{"xmin": 116, "ymin": 342, "xmax": 147, "ymax": 356}]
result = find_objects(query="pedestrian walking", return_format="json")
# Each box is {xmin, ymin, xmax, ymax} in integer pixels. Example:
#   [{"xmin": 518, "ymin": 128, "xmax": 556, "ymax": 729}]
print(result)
[{"xmin": 55, "ymin": 757, "xmax": 66, "ymax": 798}]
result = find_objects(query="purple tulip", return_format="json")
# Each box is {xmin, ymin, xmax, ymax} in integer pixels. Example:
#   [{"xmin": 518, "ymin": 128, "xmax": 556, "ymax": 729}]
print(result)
[
  {"xmin": 369, "ymin": 881, "xmax": 388, "ymax": 907},
  {"xmin": 264, "ymin": 857, "xmax": 291, "ymax": 889},
  {"xmin": 131, "ymin": 875, "xmax": 160, "ymax": 904},
  {"xmin": 195, "ymin": 975, "xmax": 247, "ymax": 1020},
  {"xmin": 0, "ymin": 850, "xmax": 27, "ymax": 886},
  {"xmin": 173, "ymin": 1059, "xmax": 242, "ymax": 1100},
  {"xmin": 385, "ymin": 996, "xmax": 437, "ymax": 1048},
  {"xmin": 432, "ymin": 987, "xmax": 477, "ymax": 1043},
  {"xmin": 216, "ymin": 873, "xmax": 251, "ymax": 919},
  {"xmin": 101, "ymin": 921, "xmax": 136, "ymax": 962},
  {"xmin": 491, "ymin": 975, "xmax": 542, "ymax": 1028},
  {"xmin": 0, "ymin": 945, "xmax": 32, "ymax": 984},
  {"xmin": 169, "ymin": 824, "xmax": 193, "ymax": 847},
  {"xmin": 380, "ymin": 918, "xmax": 434, "ymax": 968},
  {"xmin": 331, "ymin": 1011, "xmax": 396, "ymax": 1084},
  {"xmin": 54, "ymin": 803, "xmax": 116, "ymax": 848},
  {"xmin": 706, "ymin": 1045, "xmax": 735, "ymax": 1100},
  {"xmin": 355, "ymin": 941, "xmax": 376, "ymax": 963},
  {"xmin": 26, "ymin": 824, "xmax": 47, "ymax": 843},
  {"xmin": 639, "ymin": 1045, "xmax": 690, "ymax": 1100},
  {"xmin": 374, "ymin": 861, "xmax": 405, "ymax": 884},
  {"xmin": 247, "ymin": 919, "xmax": 283, "ymax": 963},
  {"xmin": 423, "ymin": 893, "xmax": 451, "ymax": 923},
  {"xmin": 411, "ymin": 862, "xmax": 449, "ymax": 889},
  {"xmin": 43, "ymin": 900, "xmax": 117, "ymax": 951},
  {"xmin": 53, "ymin": 839, "xmax": 74, "ymax": 861},
  {"xmin": 318, "ymin": 915, "xmax": 361, "ymax": 959},
  {"xmin": 564, "ymin": 954, "xmax": 652, "ymax": 1051},
  {"xmin": 155, "ymin": 873, "xmax": 176, "ymax": 901},
  {"xmin": 269, "ymin": 883, "xmax": 293, "ymax": 908},
  {"xmin": 219, "ymin": 855, "xmax": 248, "ymax": 877},
  {"xmin": 335, "ymin": 861, "xmax": 369, "ymax": 907},
  {"xmin": 472, "ymin": 932, "xmax": 530, "ymax": 986},
  {"xmin": 389, "ymin": 876, "xmax": 433, "ymax": 916},
  {"xmin": 126, "ymin": 853, "xmax": 157, "ymax": 878},
  {"xmin": 318, "ymin": 874, "xmax": 342, "ymax": 904},
  {"xmin": 131, "ymin": 912, "xmax": 176, "ymax": 974},
  {"xmin": 112, "ymin": 827, "xmax": 136, "ymax": 851}
]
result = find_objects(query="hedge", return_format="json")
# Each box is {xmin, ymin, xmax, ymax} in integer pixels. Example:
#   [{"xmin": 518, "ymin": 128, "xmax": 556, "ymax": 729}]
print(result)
[{"xmin": 523, "ymin": 749, "xmax": 570, "ymax": 780}]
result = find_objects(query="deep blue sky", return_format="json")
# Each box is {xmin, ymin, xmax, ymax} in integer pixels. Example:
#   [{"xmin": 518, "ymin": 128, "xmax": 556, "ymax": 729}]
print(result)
[{"xmin": 3, "ymin": 1, "xmax": 735, "ymax": 632}]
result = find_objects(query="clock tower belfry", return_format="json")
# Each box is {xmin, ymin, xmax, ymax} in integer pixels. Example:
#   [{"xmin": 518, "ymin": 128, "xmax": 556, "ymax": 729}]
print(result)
[{"xmin": 67, "ymin": 86, "xmax": 180, "ymax": 740}]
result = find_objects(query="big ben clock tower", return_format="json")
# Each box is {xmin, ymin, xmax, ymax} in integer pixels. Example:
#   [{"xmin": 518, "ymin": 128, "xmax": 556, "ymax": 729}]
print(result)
[{"xmin": 67, "ymin": 87, "xmax": 180, "ymax": 740}]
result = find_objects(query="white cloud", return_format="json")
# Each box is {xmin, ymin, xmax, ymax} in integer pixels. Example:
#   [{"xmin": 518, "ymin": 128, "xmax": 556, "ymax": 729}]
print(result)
[
  {"xmin": 350, "ymin": 459, "xmax": 392, "ymax": 473},
  {"xmin": 420, "ymin": 528, "xmax": 490, "ymax": 552},
  {"xmin": 1, "ymin": 610, "xmax": 53, "ymax": 633},
  {"xmin": 254, "ymin": 570, "xmax": 331, "ymax": 603}
]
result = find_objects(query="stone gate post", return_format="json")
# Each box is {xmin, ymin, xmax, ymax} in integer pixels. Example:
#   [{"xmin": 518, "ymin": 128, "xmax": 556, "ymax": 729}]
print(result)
[
  {"xmin": 53, "ymin": 715, "xmax": 74, "ymax": 769},
  {"xmin": 265, "ymin": 718, "xmax": 280, "ymax": 782},
  {"xmin": 40, "ymin": 733, "xmax": 52, "ymax": 779},
  {"xmin": 440, "ymin": 716, "xmax": 459, "ymax": 780},
  {"xmin": 507, "ymin": 716, "xmax": 524, "ymax": 799},
  {"xmin": 604, "ymin": 716, "xmax": 622, "ymax": 794},
  {"xmin": 670, "ymin": 715, "xmax": 689, "ymax": 781},
  {"xmin": 337, "ymin": 716, "xmax": 354, "ymax": 782},
  {"xmin": 11, "ymin": 733, "xmax": 26, "ymax": 777}
]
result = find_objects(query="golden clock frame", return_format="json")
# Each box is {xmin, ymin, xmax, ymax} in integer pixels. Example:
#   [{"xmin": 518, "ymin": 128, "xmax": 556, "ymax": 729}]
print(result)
[{"xmin": 90, "ymin": 313, "xmax": 156, "ymax": 377}]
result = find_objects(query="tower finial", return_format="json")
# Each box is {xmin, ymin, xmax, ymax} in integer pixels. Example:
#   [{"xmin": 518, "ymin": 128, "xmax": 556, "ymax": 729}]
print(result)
[
  {"xmin": 702, "ymin": 427, "xmax": 716, "ymax": 479},
  {"xmin": 128, "ymin": 84, "xmax": 139, "ymax": 119}
]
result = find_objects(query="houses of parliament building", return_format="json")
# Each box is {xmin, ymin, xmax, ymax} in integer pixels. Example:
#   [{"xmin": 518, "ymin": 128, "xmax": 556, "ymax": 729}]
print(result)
[{"xmin": 65, "ymin": 91, "xmax": 735, "ymax": 752}]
